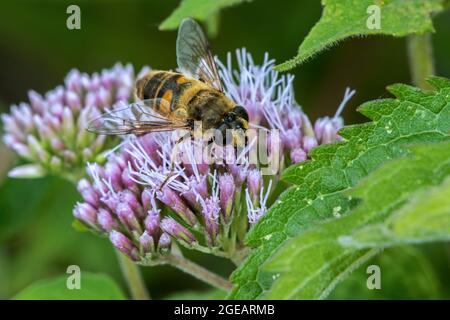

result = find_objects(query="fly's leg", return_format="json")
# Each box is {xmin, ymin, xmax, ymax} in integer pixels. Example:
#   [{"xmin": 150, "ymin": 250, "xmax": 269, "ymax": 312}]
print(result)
[{"xmin": 158, "ymin": 124, "xmax": 194, "ymax": 191}]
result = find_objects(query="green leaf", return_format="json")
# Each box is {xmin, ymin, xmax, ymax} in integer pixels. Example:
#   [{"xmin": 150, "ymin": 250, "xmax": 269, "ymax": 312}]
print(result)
[
  {"xmin": 275, "ymin": 0, "xmax": 443, "ymax": 71},
  {"xmin": 205, "ymin": 13, "xmax": 220, "ymax": 38},
  {"xmin": 160, "ymin": 0, "xmax": 251, "ymax": 31},
  {"xmin": 2, "ymin": 176, "xmax": 120, "ymax": 298},
  {"xmin": 13, "ymin": 272, "xmax": 126, "ymax": 300},
  {"xmin": 329, "ymin": 246, "xmax": 443, "ymax": 299},
  {"xmin": 263, "ymin": 141, "xmax": 450, "ymax": 299},
  {"xmin": 229, "ymin": 77, "xmax": 450, "ymax": 299},
  {"xmin": 340, "ymin": 176, "xmax": 450, "ymax": 249},
  {"xmin": 0, "ymin": 178, "xmax": 52, "ymax": 243}
]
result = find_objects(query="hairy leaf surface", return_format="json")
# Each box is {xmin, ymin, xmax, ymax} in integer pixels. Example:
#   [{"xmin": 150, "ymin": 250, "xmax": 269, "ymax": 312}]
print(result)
[
  {"xmin": 275, "ymin": 0, "xmax": 443, "ymax": 71},
  {"xmin": 230, "ymin": 77, "xmax": 450, "ymax": 299},
  {"xmin": 264, "ymin": 142, "xmax": 450, "ymax": 299}
]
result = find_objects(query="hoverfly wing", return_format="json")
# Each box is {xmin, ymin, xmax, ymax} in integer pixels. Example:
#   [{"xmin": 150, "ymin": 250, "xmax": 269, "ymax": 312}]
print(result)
[
  {"xmin": 176, "ymin": 18, "xmax": 223, "ymax": 92},
  {"xmin": 86, "ymin": 99, "xmax": 189, "ymax": 135}
]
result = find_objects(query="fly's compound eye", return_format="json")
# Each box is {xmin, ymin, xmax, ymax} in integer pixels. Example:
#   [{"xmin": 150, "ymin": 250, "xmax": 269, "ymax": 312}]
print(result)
[
  {"xmin": 232, "ymin": 105, "xmax": 249, "ymax": 122},
  {"xmin": 224, "ymin": 113, "xmax": 235, "ymax": 123}
]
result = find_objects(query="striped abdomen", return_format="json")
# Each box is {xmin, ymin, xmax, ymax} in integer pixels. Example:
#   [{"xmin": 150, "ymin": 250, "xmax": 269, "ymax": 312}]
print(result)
[
  {"xmin": 135, "ymin": 70, "xmax": 193, "ymax": 116},
  {"xmin": 135, "ymin": 70, "xmax": 235, "ymax": 127}
]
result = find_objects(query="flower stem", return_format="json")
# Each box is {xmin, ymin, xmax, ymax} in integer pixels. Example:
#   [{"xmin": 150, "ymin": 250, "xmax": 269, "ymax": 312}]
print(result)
[
  {"xmin": 407, "ymin": 33, "xmax": 435, "ymax": 89},
  {"xmin": 68, "ymin": 175, "xmax": 149, "ymax": 301},
  {"xmin": 162, "ymin": 254, "xmax": 233, "ymax": 291},
  {"xmin": 116, "ymin": 251, "xmax": 150, "ymax": 300}
]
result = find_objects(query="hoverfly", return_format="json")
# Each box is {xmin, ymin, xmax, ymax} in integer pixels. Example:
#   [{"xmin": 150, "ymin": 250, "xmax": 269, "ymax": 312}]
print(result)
[{"xmin": 87, "ymin": 18, "xmax": 249, "ymax": 143}]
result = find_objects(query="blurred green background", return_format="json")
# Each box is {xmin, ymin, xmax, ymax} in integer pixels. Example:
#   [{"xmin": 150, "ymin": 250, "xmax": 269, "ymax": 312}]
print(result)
[{"xmin": 0, "ymin": 0, "xmax": 449, "ymax": 299}]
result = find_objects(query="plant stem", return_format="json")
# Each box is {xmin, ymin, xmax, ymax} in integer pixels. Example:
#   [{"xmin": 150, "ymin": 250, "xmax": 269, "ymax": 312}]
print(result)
[
  {"xmin": 116, "ymin": 251, "xmax": 150, "ymax": 300},
  {"xmin": 407, "ymin": 33, "xmax": 435, "ymax": 89},
  {"xmin": 162, "ymin": 254, "xmax": 233, "ymax": 291}
]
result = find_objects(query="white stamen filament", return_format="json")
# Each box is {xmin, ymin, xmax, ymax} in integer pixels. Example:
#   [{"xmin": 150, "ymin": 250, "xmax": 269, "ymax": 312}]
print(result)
[{"xmin": 334, "ymin": 87, "xmax": 356, "ymax": 119}]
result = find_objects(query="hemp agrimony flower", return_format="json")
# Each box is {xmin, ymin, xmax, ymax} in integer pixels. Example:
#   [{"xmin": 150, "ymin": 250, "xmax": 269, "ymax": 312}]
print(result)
[
  {"xmin": 69, "ymin": 50, "xmax": 353, "ymax": 263},
  {"xmin": 1, "ymin": 64, "xmax": 143, "ymax": 181}
]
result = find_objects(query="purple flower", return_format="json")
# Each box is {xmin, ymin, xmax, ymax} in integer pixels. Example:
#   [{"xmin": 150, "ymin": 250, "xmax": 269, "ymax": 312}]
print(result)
[
  {"xmin": 109, "ymin": 230, "xmax": 139, "ymax": 261},
  {"xmin": 196, "ymin": 172, "xmax": 221, "ymax": 246},
  {"xmin": 1, "ymin": 64, "xmax": 142, "ymax": 180},
  {"xmin": 219, "ymin": 49, "xmax": 353, "ymax": 160},
  {"xmin": 97, "ymin": 208, "xmax": 118, "ymax": 232},
  {"xmin": 158, "ymin": 233, "xmax": 172, "ymax": 253},
  {"xmin": 0, "ymin": 50, "xmax": 354, "ymax": 262},
  {"xmin": 247, "ymin": 169, "xmax": 263, "ymax": 201},
  {"xmin": 74, "ymin": 202, "xmax": 99, "ymax": 230},
  {"xmin": 290, "ymin": 148, "xmax": 307, "ymax": 164},
  {"xmin": 218, "ymin": 173, "xmax": 235, "ymax": 221},
  {"xmin": 139, "ymin": 231, "xmax": 155, "ymax": 255},
  {"xmin": 161, "ymin": 217, "xmax": 197, "ymax": 245},
  {"xmin": 144, "ymin": 203, "xmax": 161, "ymax": 236},
  {"xmin": 72, "ymin": 146, "xmax": 175, "ymax": 260},
  {"xmin": 302, "ymin": 136, "xmax": 318, "ymax": 154},
  {"xmin": 157, "ymin": 186, "xmax": 198, "ymax": 227},
  {"xmin": 246, "ymin": 180, "xmax": 273, "ymax": 225},
  {"xmin": 67, "ymin": 51, "xmax": 352, "ymax": 262},
  {"xmin": 314, "ymin": 87, "xmax": 355, "ymax": 144}
]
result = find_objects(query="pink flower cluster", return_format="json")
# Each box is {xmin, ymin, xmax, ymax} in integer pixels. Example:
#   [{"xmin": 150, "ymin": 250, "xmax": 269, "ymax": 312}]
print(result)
[
  {"xmin": 1, "ymin": 49, "xmax": 354, "ymax": 262},
  {"xmin": 1, "ymin": 63, "xmax": 141, "ymax": 180},
  {"xmin": 72, "ymin": 50, "xmax": 353, "ymax": 262}
]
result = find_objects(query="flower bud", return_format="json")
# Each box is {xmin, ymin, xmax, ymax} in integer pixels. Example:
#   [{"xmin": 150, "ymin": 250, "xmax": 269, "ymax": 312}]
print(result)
[
  {"xmin": 65, "ymin": 90, "xmax": 81, "ymax": 111},
  {"xmin": 160, "ymin": 217, "xmax": 196, "ymax": 245},
  {"xmin": 97, "ymin": 208, "xmax": 118, "ymax": 232},
  {"xmin": 314, "ymin": 117, "xmax": 343, "ymax": 144},
  {"xmin": 104, "ymin": 161, "xmax": 122, "ymax": 191},
  {"xmin": 120, "ymin": 190, "xmax": 144, "ymax": 218},
  {"xmin": 139, "ymin": 231, "xmax": 155, "ymax": 254},
  {"xmin": 121, "ymin": 167, "xmax": 137, "ymax": 192},
  {"xmin": 8, "ymin": 164, "xmax": 45, "ymax": 179},
  {"xmin": 109, "ymin": 230, "xmax": 139, "ymax": 261},
  {"xmin": 282, "ymin": 127, "xmax": 302, "ymax": 150},
  {"xmin": 218, "ymin": 173, "xmax": 235, "ymax": 221},
  {"xmin": 158, "ymin": 232, "xmax": 171, "ymax": 253},
  {"xmin": 65, "ymin": 70, "xmax": 82, "ymax": 92},
  {"xmin": 116, "ymin": 202, "xmax": 142, "ymax": 233},
  {"xmin": 201, "ymin": 197, "xmax": 220, "ymax": 246},
  {"xmin": 290, "ymin": 147, "xmax": 307, "ymax": 164},
  {"xmin": 157, "ymin": 187, "xmax": 198, "ymax": 227},
  {"xmin": 27, "ymin": 134, "xmax": 49, "ymax": 163},
  {"xmin": 181, "ymin": 175, "xmax": 208, "ymax": 210},
  {"xmin": 302, "ymin": 135, "xmax": 318, "ymax": 154},
  {"xmin": 247, "ymin": 169, "xmax": 263, "ymax": 201},
  {"xmin": 3, "ymin": 64, "xmax": 136, "ymax": 182},
  {"xmin": 228, "ymin": 164, "xmax": 247, "ymax": 186},
  {"xmin": 50, "ymin": 137, "xmax": 64, "ymax": 151},
  {"xmin": 141, "ymin": 189, "xmax": 154, "ymax": 211},
  {"xmin": 74, "ymin": 202, "xmax": 99, "ymax": 230},
  {"xmin": 28, "ymin": 90, "xmax": 45, "ymax": 113},
  {"xmin": 61, "ymin": 107, "xmax": 75, "ymax": 141},
  {"xmin": 49, "ymin": 156, "xmax": 62, "ymax": 173},
  {"xmin": 144, "ymin": 210, "xmax": 160, "ymax": 237},
  {"xmin": 77, "ymin": 178, "xmax": 100, "ymax": 207}
]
